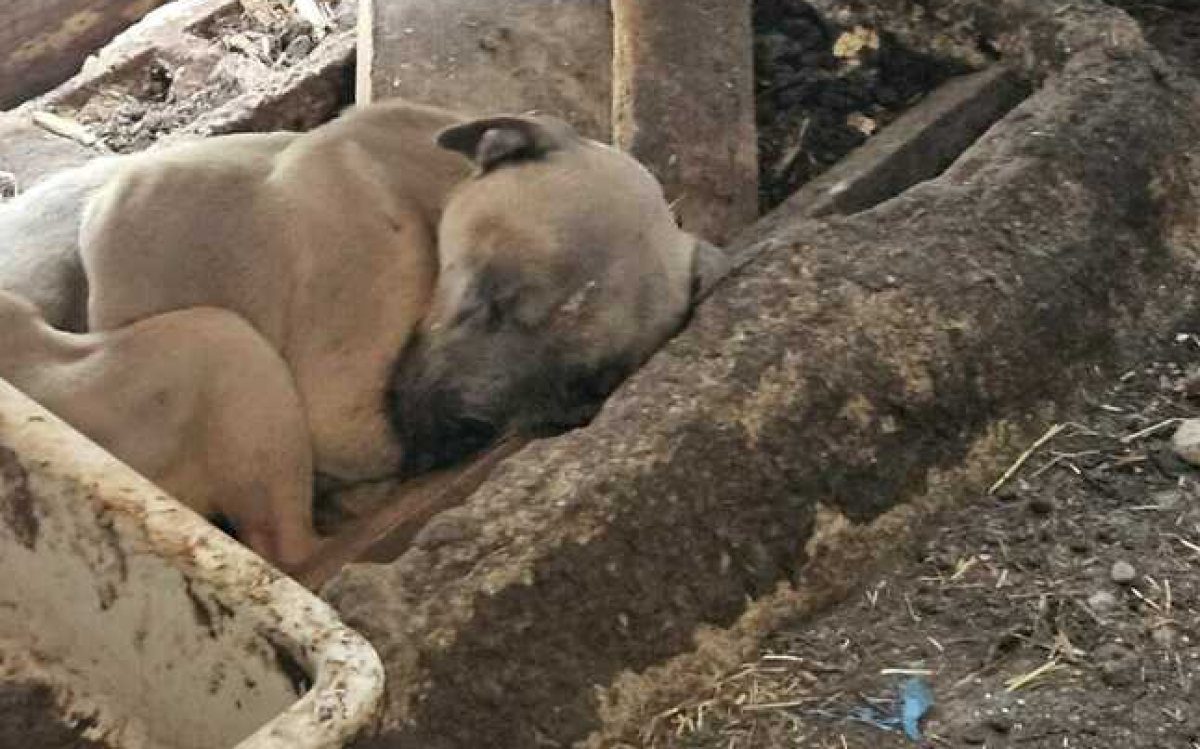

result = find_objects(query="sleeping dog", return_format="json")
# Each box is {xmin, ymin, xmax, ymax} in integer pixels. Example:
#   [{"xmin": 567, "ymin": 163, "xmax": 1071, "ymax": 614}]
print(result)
[{"xmin": 0, "ymin": 100, "xmax": 727, "ymax": 565}]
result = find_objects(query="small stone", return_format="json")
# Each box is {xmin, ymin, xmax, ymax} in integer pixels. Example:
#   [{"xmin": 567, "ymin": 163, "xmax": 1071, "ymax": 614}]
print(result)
[
  {"xmin": 0, "ymin": 171, "xmax": 15, "ymax": 200},
  {"xmin": 1087, "ymin": 590, "xmax": 1118, "ymax": 612},
  {"xmin": 1028, "ymin": 495, "xmax": 1055, "ymax": 515},
  {"xmin": 1172, "ymin": 418, "xmax": 1200, "ymax": 467},
  {"xmin": 1110, "ymin": 560, "xmax": 1137, "ymax": 585}
]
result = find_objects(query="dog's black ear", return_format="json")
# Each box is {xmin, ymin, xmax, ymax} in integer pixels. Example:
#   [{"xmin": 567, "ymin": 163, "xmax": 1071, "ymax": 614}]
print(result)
[{"xmin": 436, "ymin": 115, "xmax": 576, "ymax": 171}]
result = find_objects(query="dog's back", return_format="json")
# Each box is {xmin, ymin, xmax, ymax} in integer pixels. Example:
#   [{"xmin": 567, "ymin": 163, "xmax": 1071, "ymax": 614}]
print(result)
[{"xmin": 0, "ymin": 159, "xmax": 124, "ymax": 331}]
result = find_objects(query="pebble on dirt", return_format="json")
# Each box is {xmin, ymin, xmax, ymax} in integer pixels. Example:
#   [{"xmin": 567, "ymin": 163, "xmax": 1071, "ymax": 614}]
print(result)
[
  {"xmin": 1109, "ymin": 560, "xmax": 1137, "ymax": 585},
  {"xmin": 1087, "ymin": 589, "xmax": 1118, "ymax": 613},
  {"xmin": 1170, "ymin": 417, "xmax": 1200, "ymax": 466}
]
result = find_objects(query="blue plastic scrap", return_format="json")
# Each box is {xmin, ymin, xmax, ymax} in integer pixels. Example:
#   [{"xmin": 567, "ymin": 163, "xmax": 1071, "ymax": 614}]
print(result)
[
  {"xmin": 841, "ymin": 676, "xmax": 935, "ymax": 743},
  {"xmin": 900, "ymin": 676, "xmax": 935, "ymax": 740}
]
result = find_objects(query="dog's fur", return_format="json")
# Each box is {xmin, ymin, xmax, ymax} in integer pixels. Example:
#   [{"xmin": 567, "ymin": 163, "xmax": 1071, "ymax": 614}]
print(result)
[
  {"xmin": 0, "ymin": 100, "xmax": 727, "ymax": 563},
  {"xmin": 0, "ymin": 291, "xmax": 321, "ymax": 569}
]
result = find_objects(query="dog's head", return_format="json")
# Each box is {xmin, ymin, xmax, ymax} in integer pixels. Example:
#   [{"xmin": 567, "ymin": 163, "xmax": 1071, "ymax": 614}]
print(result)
[{"xmin": 389, "ymin": 113, "xmax": 728, "ymax": 475}]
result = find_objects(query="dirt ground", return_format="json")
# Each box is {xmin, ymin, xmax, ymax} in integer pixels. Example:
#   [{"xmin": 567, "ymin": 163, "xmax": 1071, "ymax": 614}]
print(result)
[
  {"xmin": 752, "ymin": 0, "xmax": 969, "ymax": 212},
  {"xmin": 0, "ymin": 682, "xmax": 103, "ymax": 749},
  {"xmin": 622, "ymin": 5, "xmax": 1200, "ymax": 748},
  {"xmin": 629, "ymin": 337, "xmax": 1199, "ymax": 749}
]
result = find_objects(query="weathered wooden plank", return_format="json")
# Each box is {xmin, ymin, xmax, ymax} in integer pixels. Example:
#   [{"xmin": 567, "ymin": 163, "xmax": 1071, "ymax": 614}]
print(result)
[
  {"xmin": 612, "ymin": 0, "xmax": 758, "ymax": 244},
  {"xmin": 0, "ymin": 0, "xmax": 170, "ymax": 110},
  {"xmin": 295, "ymin": 439, "xmax": 525, "ymax": 591},
  {"xmin": 357, "ymin": 0, "xmax": 612, "ymax": 140}
]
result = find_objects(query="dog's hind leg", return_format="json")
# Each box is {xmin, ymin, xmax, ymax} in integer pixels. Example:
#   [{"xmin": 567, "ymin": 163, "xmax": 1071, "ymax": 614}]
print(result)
[{"xmin": 186, "ymin": 307, "xmax": 326, "ymax": 573}]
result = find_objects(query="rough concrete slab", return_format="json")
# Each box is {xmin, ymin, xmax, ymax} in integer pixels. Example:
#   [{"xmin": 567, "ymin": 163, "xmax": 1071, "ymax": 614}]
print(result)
[
  {"xmin": 754, "ymin": 65, "xmax": 1029, "ymax": 231},
  {"xmin": 7, "ymin": 0, "xmax": 355, "ymax": 158},
  {"xmin": 357, "ymin": 0, "xmax": 611, "ymax": 140},
  {"xmin": 326, "ymin": 3, "xmax": 1200, "ymax": 749},
  {"xmin": 175, "ymin": 28, "xmax": 355, "ymax": 139},
  {"xmin": 612, "ymin": 0, "xmax": 758, "ymax": 244},
  {"xmin": 20, "ymin": 0, "xmax": 238, "ymax": 120},
  {"xmin": 0, "ymin": 0, "xmax": 171, "ymax": 110},
  {"xmin": 0, "ymin": 116, "xmax": 99, "ymax": 193},
  {"xmin": 0, "ymin": 1, "xmax": 237, "ymax": 189}
]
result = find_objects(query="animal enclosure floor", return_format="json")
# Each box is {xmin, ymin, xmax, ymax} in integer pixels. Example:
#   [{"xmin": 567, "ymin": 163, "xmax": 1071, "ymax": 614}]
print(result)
[
  {"xmin": 614, "ymin": 5, "xmax": 1200, "ymax": 748},
  {"xmin": 752, "ymin": 0, "xmax": 968, "ymax": 213},
  {"xmin": 630, "ymin": 335, "xmax": 1200, "ymax": 749}
]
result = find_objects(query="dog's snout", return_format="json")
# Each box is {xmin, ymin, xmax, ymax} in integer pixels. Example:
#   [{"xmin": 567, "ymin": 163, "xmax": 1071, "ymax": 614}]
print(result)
[
  {"xmin": 448, "ymin": 416, "xmax": 498, "ymax": 454},
  {"xmin": 397, "ymin": 392, "xmax": 499, "ymax": 476}
]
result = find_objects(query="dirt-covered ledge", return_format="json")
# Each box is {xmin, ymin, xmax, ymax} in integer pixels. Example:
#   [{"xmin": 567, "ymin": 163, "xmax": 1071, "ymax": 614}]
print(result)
[{"xmin": 326, "ymin": 6, "xmax": 1200, "ymax": 748}]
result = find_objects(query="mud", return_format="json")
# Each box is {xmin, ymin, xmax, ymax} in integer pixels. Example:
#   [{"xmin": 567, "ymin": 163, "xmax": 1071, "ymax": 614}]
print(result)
[
  {"xmin": 0, "ymin": 447, "xmax": 38, "ymax": 550},
  {"xmin": 753, "ymin": 0, "xmax": 970, "ymax": 211},
  {"xmin": 0, "ymin": 681, "xmax": 104, "ymax": 749}
]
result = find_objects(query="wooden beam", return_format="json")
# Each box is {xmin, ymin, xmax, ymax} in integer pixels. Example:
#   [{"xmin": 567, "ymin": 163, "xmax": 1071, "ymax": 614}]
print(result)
[
  {"xmin": 612, "ymin": 0, "xmax": 759, "ymax": 244},
  {"xmin": 357, "ymin": 0, "xmax": 612, "ymax": 140},
  {"xmin": 295, "ymin": 439, "xmax": 526, "ymax": 591}
]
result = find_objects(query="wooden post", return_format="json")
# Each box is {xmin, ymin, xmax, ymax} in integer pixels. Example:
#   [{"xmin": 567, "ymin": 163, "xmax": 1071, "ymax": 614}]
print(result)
[
  {"xmin": 612, "ymin": 0, "xmax": 759, "ymax": 244},
  {"xmin": 357, "ymin": 0, "xmax": 613, "ymax": 140},
  {"xmin": 0, "ymin": 0, "xmax": 170, "ymax": 110}
]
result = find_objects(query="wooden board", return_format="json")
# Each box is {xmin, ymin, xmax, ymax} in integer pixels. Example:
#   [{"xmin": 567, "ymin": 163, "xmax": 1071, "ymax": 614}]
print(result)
[
  {"xmin": 612, "ymin": 0, "xmax": 759, "ymax": 243},
  {"xmin": 296, "ymin": 439, "xmax": 527, "ymax": 590},
  {"xmin": 357, "ymin": 0, "xmax": 612, "ymax": 140}
]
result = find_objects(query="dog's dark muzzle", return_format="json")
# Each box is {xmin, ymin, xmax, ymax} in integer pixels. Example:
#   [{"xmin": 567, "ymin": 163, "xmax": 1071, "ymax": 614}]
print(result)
[
  {"xmin": 405, "ymin": 415, "xmax": 498, "ymax": 476},
  {"xmin": 390, "ymin": 369, "xmax": 502, "ymax": 477}
]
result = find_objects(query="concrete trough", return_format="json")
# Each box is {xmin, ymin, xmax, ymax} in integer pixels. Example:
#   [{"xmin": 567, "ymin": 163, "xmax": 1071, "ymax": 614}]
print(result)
[
  {"xmin": 0, "ymin": 380, "xmax": 384, "ymax": 749},
  {"xmin": 322, "ymin": 1, "xmax": 1200, "ymax": 748}
]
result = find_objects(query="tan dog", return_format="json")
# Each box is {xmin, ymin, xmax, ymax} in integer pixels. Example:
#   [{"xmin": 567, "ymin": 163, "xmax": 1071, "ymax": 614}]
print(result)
[
  {"xmin": 0, "ymin": 291, "xmax": 321, "ymax": 569},
  {"xmin": 2, "ymin": 100, "xmax": 727, "ymax": 483}
]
